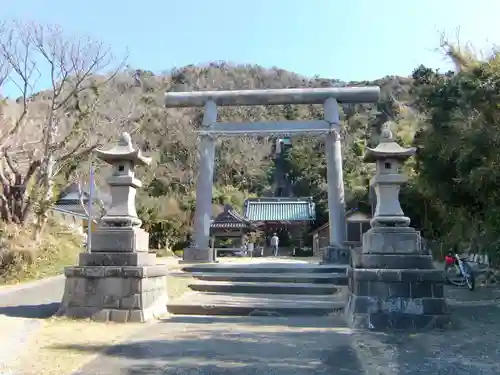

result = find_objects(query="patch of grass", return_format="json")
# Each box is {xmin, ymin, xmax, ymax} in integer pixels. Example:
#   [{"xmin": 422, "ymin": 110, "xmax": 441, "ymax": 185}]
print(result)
[
  {"xmin": 6, "ymin": 264, "xmax": 194, "ymax": 375},
  {"xmin": 167, "ymin": 275, "xmax": 194, "ymax": 299},
  {"xmin": 0, "ymin": 221, "xmax": 82, "ymax": 285},
  {"xmin": 9, "ymin": 317, "xmax": 147, "ymax": 375},
  {"xmin": 155, "ymin": 247, "xmax": 178, "ymax": 257}
]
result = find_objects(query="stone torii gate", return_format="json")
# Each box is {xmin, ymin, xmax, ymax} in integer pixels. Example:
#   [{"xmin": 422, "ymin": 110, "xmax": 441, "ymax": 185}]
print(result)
[{"xmin": 164, "ymin": 87, "xmax": 380, "ymax": 263}]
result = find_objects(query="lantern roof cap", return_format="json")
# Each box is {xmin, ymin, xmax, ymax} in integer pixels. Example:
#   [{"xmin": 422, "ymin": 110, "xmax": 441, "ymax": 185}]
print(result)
[
  {"xmin": 95, "ymin": 132, "xmax": 152, "ymax": 166},
  {"xmin": 364, "ymin": 124, "xmax": 416, "ymax": 163}
]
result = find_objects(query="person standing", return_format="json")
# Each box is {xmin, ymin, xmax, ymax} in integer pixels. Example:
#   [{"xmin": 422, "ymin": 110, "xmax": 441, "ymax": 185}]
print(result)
[
  {"xmin": 247, "ymin": 241, "xmax": 254, "ymax": 257},
  {"xmin": 270, "ymin": 233, "xmax": 279, "ymax": 256}
]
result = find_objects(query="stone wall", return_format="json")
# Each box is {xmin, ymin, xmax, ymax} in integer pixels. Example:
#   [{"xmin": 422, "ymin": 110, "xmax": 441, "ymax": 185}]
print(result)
[
  {"xmin": 58, "ymin": 265, "xmax": 168, "ymax": 322},
  {"xmin": 346, "ymin": 267, "xmax": 448, "ymax": 329},
  {"xmin": 345, "ymin": 228, "xmax": 451, "ymax": 330},
  {"xmin": 320, "ymin": 246, "xmax": 350, "ymax": 264}
]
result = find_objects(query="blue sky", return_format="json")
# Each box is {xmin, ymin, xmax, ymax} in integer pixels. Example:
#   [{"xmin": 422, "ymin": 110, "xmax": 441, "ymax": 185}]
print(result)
[{"xmin": 2, "ymin": 0, "xmax": 500, "ymax": 96}]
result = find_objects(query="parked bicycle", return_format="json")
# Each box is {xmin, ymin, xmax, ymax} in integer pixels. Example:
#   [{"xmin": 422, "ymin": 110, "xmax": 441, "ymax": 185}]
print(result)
[{"xmin": 444, "ymin": 252, "xmax": 476, "ymax": 291}]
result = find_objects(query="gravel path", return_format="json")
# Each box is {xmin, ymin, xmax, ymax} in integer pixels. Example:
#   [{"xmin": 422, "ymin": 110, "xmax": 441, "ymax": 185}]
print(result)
[
  {"xmin": 2, "ymin": 258, "xmax": 500, "ymax": 374},
  {"xmin": 72, "ymin": 305, "xmax": 500, "ymax": 375},
  {"xmin": 0, "ymin": 257, "xmax": 178, "ymax": 372},
  {"xmin": 0, "ymin": 275, "xmax": 65, "ymax": 371},
  {"xmin": 0, "ymin": 317, "xmax": 43, "ymax": 372}
]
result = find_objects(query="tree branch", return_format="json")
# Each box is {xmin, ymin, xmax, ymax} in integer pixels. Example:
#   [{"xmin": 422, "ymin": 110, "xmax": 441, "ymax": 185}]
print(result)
[
  {"xmin": 24, "ymin": 159, "xmax": 41, "ymax": 185},
  {"xmin": 0, "ymin": 160, "xmax": 10, "ymax": 185},
  {"xmin": 57, "ymin": 141, "xmax": 99, "ymax": 163},
  {"xmin": 3, "ymin": 148, "xmax": 19, "ymax": 174}
]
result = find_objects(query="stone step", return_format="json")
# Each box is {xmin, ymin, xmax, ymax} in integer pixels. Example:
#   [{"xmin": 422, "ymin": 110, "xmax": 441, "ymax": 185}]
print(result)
[
  {"xmin": 183, "ymin": 272, "xmax": 348, "ymax": 285},
  {"xmin": 189, "ymin": 281, "xmax": 343, "ymax": 295},
  {"xmin": 167, "ymin": 292, "xmax": 346, "ymax": 316},
  {"xmin": 182, "ymin": 263, "xmax": 348, "ymax": 275}
]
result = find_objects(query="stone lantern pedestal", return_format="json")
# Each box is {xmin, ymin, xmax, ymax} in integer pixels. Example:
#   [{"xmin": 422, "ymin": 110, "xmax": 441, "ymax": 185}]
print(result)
[
  {"xmin": 345, "ymin": 125, "xmax": 451, "ymax": 330},
  {"xmin": 57, "ymin": 133, "xmax": 168, "ymax": 323}
]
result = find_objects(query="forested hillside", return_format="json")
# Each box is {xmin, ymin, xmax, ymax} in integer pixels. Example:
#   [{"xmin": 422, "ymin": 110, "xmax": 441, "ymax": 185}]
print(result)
[
  {"xmin": 1, "ymin": 21, "xmax": 500, "ymax": 265},
  {"xmin": 91, "ymin": 65, "xmax": 415, "ymax": 250}
]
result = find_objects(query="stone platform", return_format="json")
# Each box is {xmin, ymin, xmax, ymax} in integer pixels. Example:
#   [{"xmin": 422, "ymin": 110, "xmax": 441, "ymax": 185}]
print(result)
[
  {"xmin": 344, "ymin": 227, "xmax": 451, "ymax": 330},
  {"xmin": 90, "ymin": 227, "xmax": 150, "ymax": 253},
  {"xmin": 345, "ymin": 267, "xmax": 450, "ymax": 330},
  {"xmin": 180, "ymin": 247, "xmax": 215, "ymax": 263},
  {"xmin": 57, "ymin": 264, "xmax": 168, "ymax": 322},
  {"xmin": 320, "ymin": 245, "xmax": 350, "ymax": 264}
]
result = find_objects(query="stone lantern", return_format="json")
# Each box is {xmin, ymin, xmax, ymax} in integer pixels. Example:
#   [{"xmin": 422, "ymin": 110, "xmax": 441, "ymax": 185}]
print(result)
[
  {"xmin": 364, "ymin": 124, "xmax": 415, "ymax": 228},
  {"xmin": 58, "ymin": 132, "xmax": 168, "ymax": 323},
  {"xmin": 90, "ymin": 132, "xmax": 151, "ymax": 252},
  {"xmin": 96, "ymin": 132, "xmax": 151, "ymax": 228},
  {"xmin": 344, "ymin": 124, "xmax": 450, "ymax": 331}
]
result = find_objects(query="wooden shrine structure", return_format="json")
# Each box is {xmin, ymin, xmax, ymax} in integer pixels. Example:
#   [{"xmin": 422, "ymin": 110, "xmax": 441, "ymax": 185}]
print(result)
[{"xmin": 209, "ymin": 204, "xmax": 257, "ymax": 257}]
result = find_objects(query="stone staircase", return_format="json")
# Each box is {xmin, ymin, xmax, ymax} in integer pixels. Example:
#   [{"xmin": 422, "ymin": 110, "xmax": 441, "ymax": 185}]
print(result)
[{"xmin": 167, "ymin": 262, "xmax": 348, "ymax": 316}]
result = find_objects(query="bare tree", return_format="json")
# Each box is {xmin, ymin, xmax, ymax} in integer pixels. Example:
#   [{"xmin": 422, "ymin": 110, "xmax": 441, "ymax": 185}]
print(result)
[
  {"xmin": 0, "ymin": 21, "xmax": 127, "ymax": 228},
  {"xmin": 0, "ymin": 23, "xmax": 10, "ymax": 90}
]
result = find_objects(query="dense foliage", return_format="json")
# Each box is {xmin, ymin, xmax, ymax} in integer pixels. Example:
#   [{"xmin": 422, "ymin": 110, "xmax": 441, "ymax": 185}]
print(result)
[
  {"xmin": 127, "ymin": 66, "xmax": 415, "ymax": 248},
  {"xmin": 133, "ymin": 53, "xmax": 500, "ymax": 262},
  {"xmin": 410, "ymin": 48, "xmax": 500, "ymax": 263},
  {"xmin": 2, "ymin": 22, "xmax": 498, "ymax": 263}
]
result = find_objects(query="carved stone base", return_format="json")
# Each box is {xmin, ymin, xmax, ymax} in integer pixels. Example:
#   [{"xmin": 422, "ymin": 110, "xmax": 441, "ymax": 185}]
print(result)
[
  {"xmin": 351, "ymin": 251, "xmax": 435, "ymax": 269},
  {"xmin": 345, "ymin": 227, "xmax": 451, "ymax": 331},
  {"xmin": 79, "ymin": 252, "xmax": 157, "ymax": 266},
  {"xmin": 91, "ymin": 227, "xmax": 150, "ymax": 253},
  {"xmin": 57, "ymin": 265, "xmax": 168, "ymax": 323},
  {"xmin": 362, "ymin": 226, "xmax": 421, "ymax": 254},
  {"xmin": 180, "ymin": 247, "xmax": 215, "ymax": 264},
  {"xmin": 345, "ymin": 267, "xmax": 451, "ymax": 330},
  {"xmin": 320, "ymin": 246, "xmax": 350, "ymax": 265}
]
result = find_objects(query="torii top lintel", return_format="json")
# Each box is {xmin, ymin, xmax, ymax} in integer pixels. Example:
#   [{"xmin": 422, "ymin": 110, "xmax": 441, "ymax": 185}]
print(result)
[{"xmin": 164, "ymin": 87, "xmax": 380, "ymax": 108}]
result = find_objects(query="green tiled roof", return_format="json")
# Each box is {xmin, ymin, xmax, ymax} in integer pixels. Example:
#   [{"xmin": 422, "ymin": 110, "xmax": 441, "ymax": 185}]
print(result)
[
  {"xmin": 210, "ymin": 205, "xmax": 252, "ymax": 229},
  {"xmin": 243, "ymin": 198, "xmax": 315, "ymax": 222}
]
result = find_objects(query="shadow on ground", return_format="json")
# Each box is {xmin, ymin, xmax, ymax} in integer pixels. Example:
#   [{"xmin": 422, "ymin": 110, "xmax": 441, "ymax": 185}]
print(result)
[
  {"xmin": 53, "ymin": 306, "xmax": 500, "ymax": 375},
  {"xmin": 0, "ymin": 302, "xmax": 60, "ymax": 318},
  {"xmin": 61, "ymin": 316, "xmax": 363, "ymax": 375},
  {"xmin": 348, "ymin": 305, "xmax": 500, "ymax": 375},
  {"xmin": 0, "ymin": 276, "xmax": 64, "ymax": 319}
]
